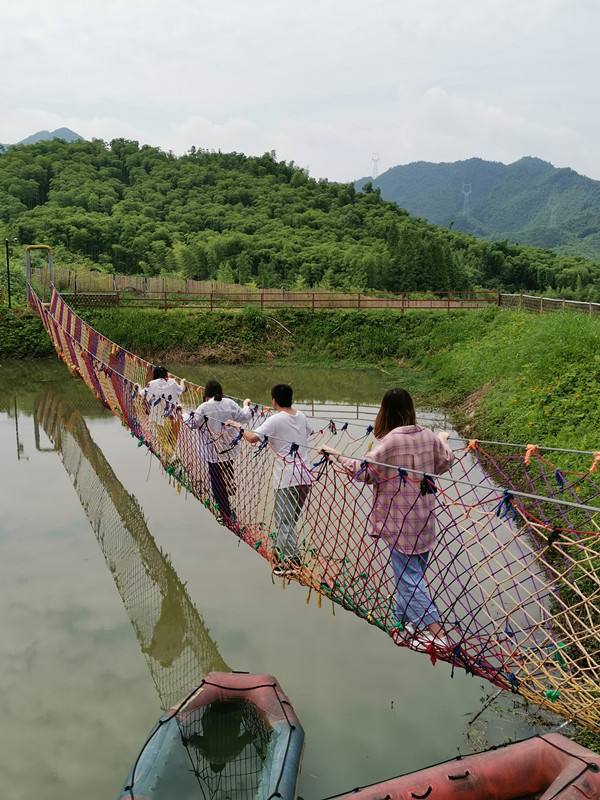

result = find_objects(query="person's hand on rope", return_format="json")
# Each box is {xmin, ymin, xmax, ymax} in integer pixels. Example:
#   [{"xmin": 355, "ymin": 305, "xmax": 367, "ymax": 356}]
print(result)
[
  {"xmin": 437, "ymin": 431, "xmax": 450, "ymax": 445},
  {"xmin": 318, "ymin": 445, "xmax": 343, "ymax": 463},
  {"xmin": 242, "ymin": 398, "xmax": 251, "ymax": 407}
]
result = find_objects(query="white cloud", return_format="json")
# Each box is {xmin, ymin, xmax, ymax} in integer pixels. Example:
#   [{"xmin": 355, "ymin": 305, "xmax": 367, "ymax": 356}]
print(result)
[{"xmin": 2, "ymin": 0, "xmax": 600, "ymax": 182}]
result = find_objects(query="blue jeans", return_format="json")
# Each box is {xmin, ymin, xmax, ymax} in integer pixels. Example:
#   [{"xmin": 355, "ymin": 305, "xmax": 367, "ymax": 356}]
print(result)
[
  {"xmin": 390, "ymin": 549, "xmax": 439, "ymax": 629},
  {"xmin": 273, "ymin": 485, "xmax": 310, "ymax": 559}
]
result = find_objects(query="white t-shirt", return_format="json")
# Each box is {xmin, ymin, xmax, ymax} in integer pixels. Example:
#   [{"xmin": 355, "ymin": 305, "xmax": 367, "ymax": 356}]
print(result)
[
  {"xmin": 140, "ymin": 377, "xmax": 184, "ymax": 424},
  {"xmin": 253, "ymin": 410, "xmax": 313, "ymax": 487},
  {"xmin": 188, "ymin": 397, "xmax": 252, "ymax": 462},
  {"xmin": 141, "ymin": 377, "xmax": 184, "ymax": 404}
]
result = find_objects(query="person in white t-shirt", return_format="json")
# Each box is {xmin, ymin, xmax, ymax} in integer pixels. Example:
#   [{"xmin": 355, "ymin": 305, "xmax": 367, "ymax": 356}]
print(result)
[
  {"xmin": 226, "ymin": 383, "xmax": 313, "ymax": 573},
  {"xmin": 138, "ymin": 365, "xmax": 185, "ymax": 461},
  {"xmin": 187, "ymin": 379, "xmax": 251, "ymax": 526}
]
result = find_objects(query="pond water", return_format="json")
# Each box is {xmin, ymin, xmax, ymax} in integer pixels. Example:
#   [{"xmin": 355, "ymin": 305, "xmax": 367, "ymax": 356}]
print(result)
[{"xmin": 0, "ymin": 360, "xmax": 551, "ymax": 800}]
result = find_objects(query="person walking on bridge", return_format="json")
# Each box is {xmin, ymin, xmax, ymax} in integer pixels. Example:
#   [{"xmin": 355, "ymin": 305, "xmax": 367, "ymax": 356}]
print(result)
[
  {"xmin": 227, "ymin": 383, "xmax": 313, "ymax": 576},
  {"xmin": 319, "ymin": 387, "xmax": 454, "ymax": 651},
  {"xmin": 138, "ymin": 365, "xmax": 186, "ymax": 462},
  {"xmin": 187, "ymin": 379, "xmax": 252, "ymax": 527}
]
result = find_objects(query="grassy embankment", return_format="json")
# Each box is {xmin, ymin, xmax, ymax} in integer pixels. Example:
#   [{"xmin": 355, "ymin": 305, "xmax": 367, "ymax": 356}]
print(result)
[
  {"xmin": 3, "ymin": 301, "xmax": 600, "ymax": 745},
  {"xmin": 3, "ymin": 303, "xmax": 600, "ymax": 452}
]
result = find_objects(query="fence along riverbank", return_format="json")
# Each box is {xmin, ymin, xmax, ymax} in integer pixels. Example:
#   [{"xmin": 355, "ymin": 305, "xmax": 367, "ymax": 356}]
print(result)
[{"xmin": 29, "ymin": 267, "xmax": 600, "ymax": 316}]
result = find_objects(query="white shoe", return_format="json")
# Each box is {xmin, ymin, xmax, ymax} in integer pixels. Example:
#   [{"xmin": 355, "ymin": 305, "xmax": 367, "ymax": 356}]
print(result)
[
  {"xmin": 412, "ymin": 629, "xmax": 452, "ymax": 651},
  {"xmin": 392, "ymin": 621, "xmax": 416, "ymax": 644}
]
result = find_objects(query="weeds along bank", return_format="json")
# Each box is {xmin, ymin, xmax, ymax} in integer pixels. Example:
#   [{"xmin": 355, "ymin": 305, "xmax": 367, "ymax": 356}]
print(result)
[{"xmin": 3, "ymin": 304, "xmax": 600, "ymax": 454}]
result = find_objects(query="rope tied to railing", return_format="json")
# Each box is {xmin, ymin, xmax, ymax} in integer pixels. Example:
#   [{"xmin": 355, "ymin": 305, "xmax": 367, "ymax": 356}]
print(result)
[
  {"xmin": 496, "ymin": 489, "xmax": 518, "ymax": 522},
  {"xmin": 420, "ymin": 473, "xmax": 437, "ymax": 495},
  {"xmin": 525, "ymin": 443, "xmax": 538, "ymax": 466}
]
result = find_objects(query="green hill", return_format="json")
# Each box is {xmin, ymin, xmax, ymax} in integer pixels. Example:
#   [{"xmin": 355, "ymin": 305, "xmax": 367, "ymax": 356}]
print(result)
[
  {"xmin": 357, "ymin": 157, "xmax": 600, "ymax": 261},
  {"xmin": 2, "ymin": 138, "xmax": 600, "ymax": 300}
]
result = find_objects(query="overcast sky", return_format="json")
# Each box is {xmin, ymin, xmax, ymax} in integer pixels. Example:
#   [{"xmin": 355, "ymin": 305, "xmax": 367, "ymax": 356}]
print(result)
[{"xmin": 2, "ymin": 0, "xmax": 598, "ymax": 183}]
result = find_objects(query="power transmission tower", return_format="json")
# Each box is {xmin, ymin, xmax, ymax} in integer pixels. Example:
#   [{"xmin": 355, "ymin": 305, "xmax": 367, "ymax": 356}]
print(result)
[
  {"xmin": 461, "ymin": 183, "xmax": 472, "ymax": 217},
  {"xmin": 371, "ymin": 152, "xmax": 380, "ymax": 180},
  {"xmin": 547, "ymin": 196, "xmax": 559, "ymax": 228}
]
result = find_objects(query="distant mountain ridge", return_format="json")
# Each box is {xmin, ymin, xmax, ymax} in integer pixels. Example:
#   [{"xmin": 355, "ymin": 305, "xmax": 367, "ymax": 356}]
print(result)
[
  {"xmin": 355, "ymin": 157, "xmax": 600, "ymax": 261},
  {"xmin": 2, "ymin": 127, "xmax": 83, "ymax": 148}
]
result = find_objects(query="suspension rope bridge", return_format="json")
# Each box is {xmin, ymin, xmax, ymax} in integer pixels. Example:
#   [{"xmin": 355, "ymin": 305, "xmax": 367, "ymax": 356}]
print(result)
[{"xmin": 29, "ymin": 281, "xmax": 600, "ymax": 733}]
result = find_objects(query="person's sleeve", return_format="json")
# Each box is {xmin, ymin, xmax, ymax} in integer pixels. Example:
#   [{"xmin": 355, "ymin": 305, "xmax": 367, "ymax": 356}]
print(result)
[
  {"xmin": 433, "ymin": 437, "xmax": 455, "ymax": 474},
  {"xmin": 232, "ymin": 402, "xmax": 252, "ymax": 424},
  {"xmin": 339, "ymin": 439, "xmax": 385, "ymax": 485}
]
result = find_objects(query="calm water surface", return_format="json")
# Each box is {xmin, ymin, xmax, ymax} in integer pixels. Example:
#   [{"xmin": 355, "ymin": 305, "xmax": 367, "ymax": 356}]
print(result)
[{"xmin": 0, "ymin": 360, "xmax": 542, "ymax": 800}]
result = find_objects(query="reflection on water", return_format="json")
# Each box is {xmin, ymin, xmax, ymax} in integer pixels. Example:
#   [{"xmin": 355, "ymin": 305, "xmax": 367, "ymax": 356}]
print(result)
[{"xmin": 34, "ymin": 391, "xmax": 229, "ymax": 710}]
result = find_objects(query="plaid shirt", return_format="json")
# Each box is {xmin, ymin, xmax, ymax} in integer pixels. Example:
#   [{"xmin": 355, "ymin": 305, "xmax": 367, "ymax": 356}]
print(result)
[{"xmin": 341, "ymin": 425, "xmax": 454, "ymax": 554}]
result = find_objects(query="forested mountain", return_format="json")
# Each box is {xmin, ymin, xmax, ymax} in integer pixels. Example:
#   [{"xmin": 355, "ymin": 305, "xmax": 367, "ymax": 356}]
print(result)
[
  {"xmin": 1, "ymin": 138, "xmax": 600, "ymax": 299},
  {"xmin": 355, "ymin": 157, "xmax": 600, "ymax": 262}
]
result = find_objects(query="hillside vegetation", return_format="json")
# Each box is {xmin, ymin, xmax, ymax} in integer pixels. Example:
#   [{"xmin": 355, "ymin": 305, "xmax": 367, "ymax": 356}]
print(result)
[
  {"xmin": 360, "ymin": 156, "xmax": 600, "ymax": 264},
  {"xmin": 2, "ymin": 139, "xmax": 600, "ymax": 300}
]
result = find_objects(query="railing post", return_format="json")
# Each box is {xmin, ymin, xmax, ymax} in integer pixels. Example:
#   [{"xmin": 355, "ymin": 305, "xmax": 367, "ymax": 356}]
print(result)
[
  {"xmin": 401, "ymin": 293, "xmax": 405, "ymax": 315},
  {"xmin": 210, "ymin": 292, "xmax": 213, "ymax": 312},
  {"xmin": 312, "ymin": 293, "xmax": 315, "ymax": 313},
  {"xmin": 260, "ymin": 293, "xmax": 264, "ymax": 310},
  {"xmin": 447, "ymin": 291, "xmax": 450, "ymax": 311},
  {"xmin": 164, "ymin": 290, "xmax": 167, "ymax": 311},
  {"xmin": 357, "ymin": 292, "xmax": 361, "ymax": 309}
]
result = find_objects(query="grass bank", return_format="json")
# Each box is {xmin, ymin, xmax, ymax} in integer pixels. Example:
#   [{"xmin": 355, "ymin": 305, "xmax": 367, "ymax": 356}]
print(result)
[
  {"xmin": 77, "ymin": 304, "xmax": 600, "ymax": 452},
  {"xmin": 5, "ymin": 304, "xmax": 600, "ymax": 454}
]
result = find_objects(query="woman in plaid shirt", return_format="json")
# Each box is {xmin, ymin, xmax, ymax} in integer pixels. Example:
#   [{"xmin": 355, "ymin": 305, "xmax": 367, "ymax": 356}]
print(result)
[{"xmin": 319, "ymin": 388, "xmax": 455, "ymax": 651}]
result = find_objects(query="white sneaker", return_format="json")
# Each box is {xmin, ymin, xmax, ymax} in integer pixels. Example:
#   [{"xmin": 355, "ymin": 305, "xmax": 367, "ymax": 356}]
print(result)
[
  {"xmin": 392, "ymin": 621, "xmax": 417, "ymax": 644},
  {"xmin": 412, "ymin": 629, "xmax": 452, "ymax": 651}
]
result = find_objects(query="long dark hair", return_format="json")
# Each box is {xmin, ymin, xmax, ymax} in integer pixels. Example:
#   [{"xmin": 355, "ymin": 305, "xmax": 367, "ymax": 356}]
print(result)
[
  {"xmin": 203, "ymin": 380, "xmax": 224, "ymax": 402},
  {"xmin": 373, "ymin": 388, "xmax": 416, "ymax": 439}
]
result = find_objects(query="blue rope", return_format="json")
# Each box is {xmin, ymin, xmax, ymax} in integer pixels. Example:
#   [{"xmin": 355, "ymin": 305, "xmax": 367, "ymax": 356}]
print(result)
[
  {"xmin": 496, "ymin": 489, "xmax": 517, "ymax": 522},
  {"xmin": 420, "ymin": 473, "xmax": 437, "ymax": 495}
]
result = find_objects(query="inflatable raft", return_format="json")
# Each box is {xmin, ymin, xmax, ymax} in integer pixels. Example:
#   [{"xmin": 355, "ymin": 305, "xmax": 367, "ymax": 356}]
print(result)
[
  {"xmin": 117, "ymin": 671, "xmax": 305, "ymax": 800},
  {"xmin": 329, "ymin": 733, "xmax": 600, "ymax": 800}
]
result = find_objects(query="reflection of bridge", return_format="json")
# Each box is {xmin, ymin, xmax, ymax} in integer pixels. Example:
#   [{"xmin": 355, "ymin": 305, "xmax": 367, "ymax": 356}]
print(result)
[
  {"xmin": 28, "ymin": 281, "xmax": 600, "ymax": 734},
  {"xmin": 34, "ymin": 391, "xmax": 229, "ymax": 711}
]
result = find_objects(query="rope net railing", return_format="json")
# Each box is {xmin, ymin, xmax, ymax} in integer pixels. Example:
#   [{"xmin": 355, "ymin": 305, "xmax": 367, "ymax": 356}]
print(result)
[{"xmin": 30, "ymin": 285, "xmax": 600, "ymax": 732}]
